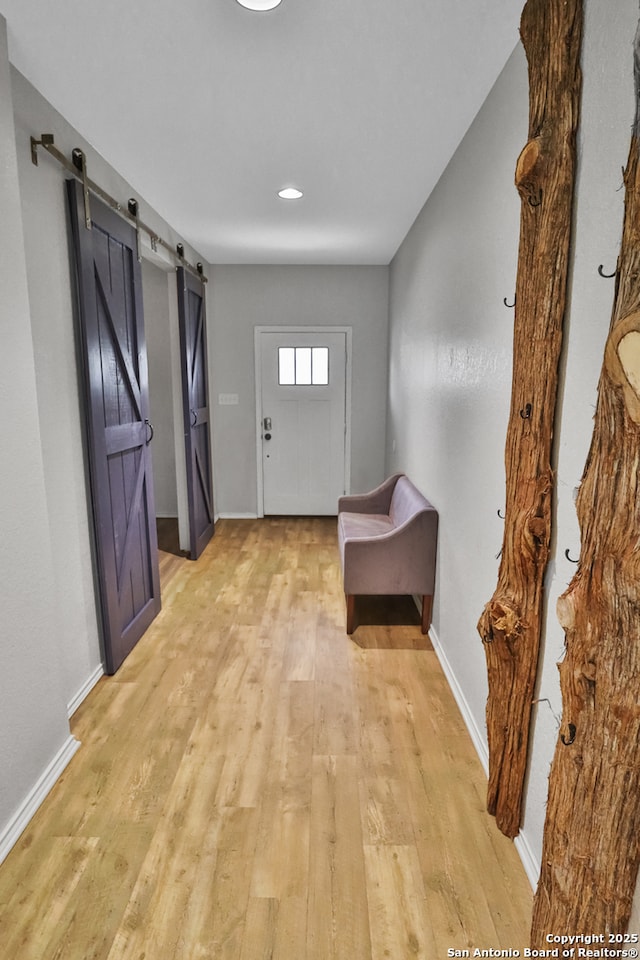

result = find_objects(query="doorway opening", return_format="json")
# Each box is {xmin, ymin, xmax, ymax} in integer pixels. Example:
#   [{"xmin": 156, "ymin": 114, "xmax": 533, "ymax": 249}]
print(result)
[{"xmin": 142, "ymin": 260, "xmax": 189, "ymax": 589}]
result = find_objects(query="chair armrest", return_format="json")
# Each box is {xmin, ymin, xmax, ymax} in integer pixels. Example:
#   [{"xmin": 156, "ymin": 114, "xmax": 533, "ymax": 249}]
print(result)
[
  {"xmin": 341, "ymin": 508, "xmax": 438, "ymax": 596},
  {"xmin": 338, "ymin": 473, "xmax": 404, "ymax": 515}
]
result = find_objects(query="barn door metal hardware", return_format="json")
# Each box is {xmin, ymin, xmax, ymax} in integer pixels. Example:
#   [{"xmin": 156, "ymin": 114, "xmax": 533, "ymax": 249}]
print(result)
[
  {"xmin": 30, "ymin": 133, "xmax": 206, "ymax": 282},
  {"xmin": 597, "ymin": 263, "xmax": 616, "ymax": 278},
  {"xmin": 30, "ymin": 132, "xmax": 54, "ymax": 165},
  {"xmin": 71, "ymin": 148, "xmax": 92, "ymax": 229},
  {"xmin": 128, "ymin": 198, "xmax": 142, "ymax": 263}
]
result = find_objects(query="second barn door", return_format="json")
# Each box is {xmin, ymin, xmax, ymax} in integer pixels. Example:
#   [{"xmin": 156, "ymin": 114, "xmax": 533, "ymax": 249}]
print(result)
[{"xmin": 177, "ymin": 267, "xmax": 214, "ymax": 558}]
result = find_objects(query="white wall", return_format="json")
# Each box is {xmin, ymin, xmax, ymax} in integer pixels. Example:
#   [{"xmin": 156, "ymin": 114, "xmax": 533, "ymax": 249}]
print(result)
[
  {"xmin": 0, "ymin": 15, "xmax": 74, "ymax": 858},
  {"xmin": 209, "ymin": 265, "xmax": 389, "ymax": 516},
  {"xmin": 10, "ymin": 65, "xmax": 209, "ymax": 712},
  {"xmin": 0, "ymin": 52, "xmax": 210, "ymax": 856},
  {"xmin": 387, "ymin": 0, "xmax": 639, "ymax": 883}
]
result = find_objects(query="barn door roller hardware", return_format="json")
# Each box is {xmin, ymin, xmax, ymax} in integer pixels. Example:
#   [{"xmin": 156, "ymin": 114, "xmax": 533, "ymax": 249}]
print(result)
[
  {"xmin": 30, "ymin": 133, "xmax": 206, "ymax": 283},
  {"xmin": 128, "ymin": 198, "xmax": 142, "ymax": 263},
  {"xmin": 71, "ymin": 148, "xmax": 91, "ymax": 229}
]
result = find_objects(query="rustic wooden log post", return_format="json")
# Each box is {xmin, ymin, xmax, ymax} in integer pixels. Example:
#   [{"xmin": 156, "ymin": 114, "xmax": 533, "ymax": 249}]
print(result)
[
  {"xmin": 477, "ymin": 0, "xmax": 583, "ymax": 839},
  {"xmin": 531, "ymin": 18, "xmax": 640, "ymax": 942}
]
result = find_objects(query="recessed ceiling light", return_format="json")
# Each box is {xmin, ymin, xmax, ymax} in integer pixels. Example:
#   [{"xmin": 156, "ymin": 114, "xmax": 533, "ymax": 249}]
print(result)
[
  {"xmin": 235, "ymin": 0, "xmax": 283, "ymax": 10},
  {"xmin": 278, "ymin": 187, "xmax": 303, "ymax": 200}
]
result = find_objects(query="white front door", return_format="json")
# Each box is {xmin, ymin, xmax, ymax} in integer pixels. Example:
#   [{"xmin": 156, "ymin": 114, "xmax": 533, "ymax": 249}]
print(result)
[{"xmin": 257, "ymin": 329, "xmax": 348, "ymax": 515}]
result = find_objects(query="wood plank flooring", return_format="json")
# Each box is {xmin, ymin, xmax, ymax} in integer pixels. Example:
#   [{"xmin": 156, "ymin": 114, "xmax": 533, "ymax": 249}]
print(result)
[
  {"xmin": 0, "ymin": 518, "xmax": 532, "ymax": 958},
  {"xmin": 157, "ymin": 517, "xmax": 188, "ymax": 588}
]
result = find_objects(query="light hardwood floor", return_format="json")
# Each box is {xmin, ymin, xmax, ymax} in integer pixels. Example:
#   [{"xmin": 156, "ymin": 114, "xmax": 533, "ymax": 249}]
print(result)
[{"xmin": 0, "ymin": 518, "xmax": 532, "ymax": 959}]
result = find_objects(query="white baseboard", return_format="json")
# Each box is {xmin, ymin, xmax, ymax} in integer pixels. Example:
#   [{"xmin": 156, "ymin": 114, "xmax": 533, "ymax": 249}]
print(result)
[
  {"xmin": 67, "ymin": 664, "xmax": 104, "ymax": 719},
  {"xmin": 429, "ymin": 624, "xmax": 540, "ymax": 889},
  {"xmin": 0, "ymin": 734, "xmax": 81, "ymax": 866},
  {"xmin": 514, "ymin": 829, "xmax": 540, "ymax": 889},
  {"xmin": 429, "ymin": 624, "xmax": 489, "ymax": 775},
  {"xmin": 216, "ymin": 512, "xmax": 259, "ymax": 520}
]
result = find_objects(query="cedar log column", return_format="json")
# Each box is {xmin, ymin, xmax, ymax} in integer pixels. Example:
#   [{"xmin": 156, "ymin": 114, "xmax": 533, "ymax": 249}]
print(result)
[
  {"xmin": 477, "ymin": 0, "xmax": 582, "ymax": 839},
  {"xmin": 532, "ymin": 17, "xmax": 640, "ymax": 941}
]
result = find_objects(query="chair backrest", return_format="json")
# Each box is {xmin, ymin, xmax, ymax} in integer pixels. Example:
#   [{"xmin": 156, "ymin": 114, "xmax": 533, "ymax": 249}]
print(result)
[{"xmin": 389, "ymin": 475, "xmax": 432, "ymax": 526}]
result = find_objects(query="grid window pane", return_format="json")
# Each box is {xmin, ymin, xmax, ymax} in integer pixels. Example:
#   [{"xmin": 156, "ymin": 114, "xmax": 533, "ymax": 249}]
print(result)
[
  {"xmin": 278, "ymin": 347, "xmax": 295, "ymax": 385},
  {"xmin": 278, "ymin": 345, "xmax": 330, "ymax": 385},
  {"xmin": 312, "ymin": 347, "xmax": 329, "ymax": 385},
  {"xmin": 296, "ymin": 347, "xmax": 312, "ymax": 384}
]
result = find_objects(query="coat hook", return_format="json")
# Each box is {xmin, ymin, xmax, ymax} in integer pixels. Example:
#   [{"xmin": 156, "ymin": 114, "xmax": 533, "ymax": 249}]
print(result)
[
  {"xmin": 520, "ymin": 403, "xmax": 532, "ymax": 419},
  {"xmin": 532, "ymin": 698, "xmax": 561, "ymax": 728},
  {"xmin": 598, "ymin": 264, "xmax": 616, "ymax": 278},
  {"xmin": 561, "ymin": 722, "xmax": 576, "ymax": 746},
  {"xmin": 503, "ymin": 296, "xmax": 516, "ymax": 308},
  {"xmin": 497, "ymin": 509, "xmax": 505, "ymax": 519},
  {"xmin": 564, "ymin": 548, "xmax": 579, "ymax": 563}
]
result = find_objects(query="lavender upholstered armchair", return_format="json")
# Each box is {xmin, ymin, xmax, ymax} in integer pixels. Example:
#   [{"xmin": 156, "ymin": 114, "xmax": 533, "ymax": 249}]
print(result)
[{"xmin": 337, "ymin": 474, "xmax": 438, "ymax": 635}]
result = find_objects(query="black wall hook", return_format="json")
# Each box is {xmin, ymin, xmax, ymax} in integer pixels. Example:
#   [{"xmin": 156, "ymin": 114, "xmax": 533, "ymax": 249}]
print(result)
[
  {"xmin": 520, "ymin": 403, "xmax": 532, "ymax": 419},
  {"xmin": 503, "ymin": 296, "xmax": 516, "ymax": 308},
  {"xmin": 497, "ymin": 509, "xmax": 505, "ymax": 519},
  {"xmin": 565, "ymin": 548, "xmax": 579, "ymax": 563},
  {"xmin": 598, "ymin": 264, "xmax": 616, "ymax": 278},
  {"xmin": 561, "ymin": 723, "xmax": 576, "ymax": 746}
]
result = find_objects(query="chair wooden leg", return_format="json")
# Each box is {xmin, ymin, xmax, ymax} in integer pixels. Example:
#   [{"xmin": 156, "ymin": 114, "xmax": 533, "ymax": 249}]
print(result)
[
  {"xmin": 421, "ymin": 595, "xmax": 433, "ymax": 634},
  {"xmin": 346, "ymin": 594, "xmax": 355, "ymax": 634}
]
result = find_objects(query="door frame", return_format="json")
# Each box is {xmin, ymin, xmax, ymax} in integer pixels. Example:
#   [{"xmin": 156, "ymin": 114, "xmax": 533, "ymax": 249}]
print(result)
[
  {"xmin": 254, "ymin": 325, "xmax": 352, "ymax": 518},
  {"xmin": 138, "ymin": 239, "xmax": 191, "ymax": 554}
]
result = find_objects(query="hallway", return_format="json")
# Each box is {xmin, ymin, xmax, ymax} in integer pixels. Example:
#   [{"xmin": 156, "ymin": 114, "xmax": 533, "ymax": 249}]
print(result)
[{"xmin": 0, "ymin": 518, "xmax": 532, "ymax": 958}]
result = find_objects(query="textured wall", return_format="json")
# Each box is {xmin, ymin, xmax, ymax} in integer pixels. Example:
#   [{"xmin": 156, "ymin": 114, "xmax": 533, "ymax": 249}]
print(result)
[{"xmin": 387, "ymin": 0, "xmax": 638, "ymax": 881}]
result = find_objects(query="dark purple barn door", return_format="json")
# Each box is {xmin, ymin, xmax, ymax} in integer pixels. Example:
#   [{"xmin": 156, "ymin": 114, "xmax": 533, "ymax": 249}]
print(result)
[
  {"xmin": 177, "ymin": 267, "xmax": 214, "ymax": 559},
  {"xmin": 67, "ymin": 179, "xmax": 161, "ymax": 674}
]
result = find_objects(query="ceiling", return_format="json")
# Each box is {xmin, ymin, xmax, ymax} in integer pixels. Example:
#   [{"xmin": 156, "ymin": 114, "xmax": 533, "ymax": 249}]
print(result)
[{"xmin": 1, "ymin": 0, "xmax": 523, "ymax": 265}]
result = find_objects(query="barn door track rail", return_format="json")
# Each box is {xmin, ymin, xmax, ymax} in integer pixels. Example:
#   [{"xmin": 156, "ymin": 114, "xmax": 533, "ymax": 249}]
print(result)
[{"xmin": 30, "ymin": 133, "xmax": 206, "ymax": 282}]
